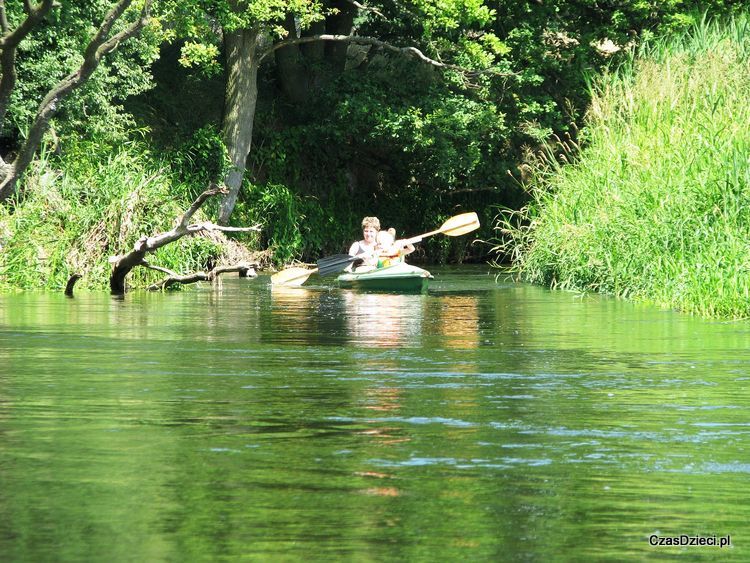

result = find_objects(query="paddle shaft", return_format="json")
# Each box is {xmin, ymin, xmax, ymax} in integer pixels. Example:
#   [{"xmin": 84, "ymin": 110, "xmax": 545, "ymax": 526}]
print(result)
[{"xmin": 402, "ymin": 216, "xmax": 479, "ymax": 245}]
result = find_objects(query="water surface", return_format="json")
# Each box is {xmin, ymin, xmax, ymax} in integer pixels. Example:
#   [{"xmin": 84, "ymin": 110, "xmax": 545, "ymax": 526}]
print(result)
[{"xmin": 1, "ymin": 267, "xmax": 747, "ymax": 560}]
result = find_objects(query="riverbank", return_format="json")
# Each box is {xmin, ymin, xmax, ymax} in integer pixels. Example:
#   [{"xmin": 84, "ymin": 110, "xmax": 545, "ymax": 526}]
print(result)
[
  {"xmin": 500, "ymin": 15, "xmax": 750, "ymax": 318},
  {"xmin": 0, "ymin": 143, "xmax": 263, "ymax": 292}
]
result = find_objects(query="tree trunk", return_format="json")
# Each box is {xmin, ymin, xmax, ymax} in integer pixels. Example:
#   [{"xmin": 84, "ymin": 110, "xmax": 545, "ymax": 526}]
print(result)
[
  {"xmin": 324, "ymin": 0, "xmax": 356, "ymax": 72},
  {"xmin": 0, "ymin": 0, "xmax": 56, "ymax": 133},
  {"xmin": 274, "ymin": 15, "xmax": 308, "ymax": 105},
  {"xmin": 274, "ymin": 3, "xmax": 355, "ymax": 106},
  {"xmin": 218, "ymin": 27, "xmax": 261, "ymax": 225}
]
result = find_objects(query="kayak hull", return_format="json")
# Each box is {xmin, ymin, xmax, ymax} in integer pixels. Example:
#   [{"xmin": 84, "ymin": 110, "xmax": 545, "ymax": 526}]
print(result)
[{"xmin": 337, "ymin": 263, "xmax": 432, "ymax": 292}]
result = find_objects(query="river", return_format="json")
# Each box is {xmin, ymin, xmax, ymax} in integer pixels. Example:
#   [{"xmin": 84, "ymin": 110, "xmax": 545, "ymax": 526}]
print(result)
[{"xmin": 0, "ymin": 266, "xmax": 747, "ymax": 560}]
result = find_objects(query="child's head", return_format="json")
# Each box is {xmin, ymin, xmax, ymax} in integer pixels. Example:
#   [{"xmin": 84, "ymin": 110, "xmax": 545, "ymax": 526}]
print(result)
[{"xmin": 377, "ymin": 228, "xmax": 395, "ymax": 249}]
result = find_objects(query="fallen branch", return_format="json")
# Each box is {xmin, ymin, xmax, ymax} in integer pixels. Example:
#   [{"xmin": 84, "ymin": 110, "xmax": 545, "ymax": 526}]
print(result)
[
  {"xmin": 109, "ymin": 184, "xmax": 260, "ymax": 295},
  {"xmin": 146, "ymin": 263, "xmax": 257, "ymax": 291}
]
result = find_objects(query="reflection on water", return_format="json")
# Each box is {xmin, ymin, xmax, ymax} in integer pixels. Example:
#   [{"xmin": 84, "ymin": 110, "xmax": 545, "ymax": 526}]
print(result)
[
  {"xmin": 342, "ymin": 291, "xmax": 426, "ymax": 348},
  {"xmin": 2, "ymin": 267, "xmax": 750, "ymax": 561},
  {"xmin": 433, "ymin": 294, "xmax": 480, "ymax": 349}
]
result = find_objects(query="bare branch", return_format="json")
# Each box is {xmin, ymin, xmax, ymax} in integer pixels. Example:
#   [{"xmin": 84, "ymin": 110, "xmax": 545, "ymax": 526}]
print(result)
[
  {"xmin": 262, "ymin": 33, "xmax": 514, "ymax": 77},
  {"xmin": 343, "ymin": 0, "xmax": 388, "ymax": 21},
  {"xmin": 179, "ymin": 183, "xmax": 224, "ymax": 228},
  {"xmin": 64, "ymin": 273, "xmax": 82, "ymax": 297},
  {"xmin": 109, "ymin": 186, "xmax": 261, "ymax": 294},
  {"xmin": 147, "ymin": 263, "xmax": 258, "ymax": 291},
  {"xmin": 140, "ymin": 262, "xmax": 179, "ymax": 277},
  {"xmin": 186, "ymin": 222, "xmax": 262, "ymax": 233}
]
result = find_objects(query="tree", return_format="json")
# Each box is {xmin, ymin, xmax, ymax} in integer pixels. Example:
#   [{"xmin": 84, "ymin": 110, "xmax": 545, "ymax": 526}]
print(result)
[
  {"xmin": 167, "ymin": 0, "xmax": 504, "ymax": 224},
  {"xmin": 0, "ymin": 0, "xmax": 153, "ymax": 202}
]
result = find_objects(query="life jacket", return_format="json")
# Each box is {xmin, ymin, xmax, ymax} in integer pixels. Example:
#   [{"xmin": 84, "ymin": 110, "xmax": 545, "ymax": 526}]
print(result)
[{"xmin": 377, "ymin": 252, "xmax": 403, "ymax": 269}]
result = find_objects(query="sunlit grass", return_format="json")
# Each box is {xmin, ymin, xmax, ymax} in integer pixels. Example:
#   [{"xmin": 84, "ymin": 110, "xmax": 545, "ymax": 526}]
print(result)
[{"xmin": 498, "ymin": 14, "xmax": 750, "ymax": 318}]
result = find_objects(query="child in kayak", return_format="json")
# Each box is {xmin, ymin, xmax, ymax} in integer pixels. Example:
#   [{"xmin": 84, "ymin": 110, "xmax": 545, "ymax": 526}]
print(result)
[{"xmin": 376, "ymin": 228, "xmax": 415, "ymax": 268}]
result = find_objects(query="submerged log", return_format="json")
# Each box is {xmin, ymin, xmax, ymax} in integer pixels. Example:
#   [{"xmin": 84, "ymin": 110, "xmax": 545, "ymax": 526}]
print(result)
[
  {"xmin": 108, "ymin": 185, "xmax": 260, "ymax": 295},
  {"xmin": 65, "ymin": 273, "xmax": 82, "ymax": 297}
]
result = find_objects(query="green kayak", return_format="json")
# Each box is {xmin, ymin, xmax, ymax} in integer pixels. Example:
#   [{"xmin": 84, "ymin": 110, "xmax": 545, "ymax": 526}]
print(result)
[{"xmin": 337, "ymin": 262, "xmax": 432, "ymax": 292}]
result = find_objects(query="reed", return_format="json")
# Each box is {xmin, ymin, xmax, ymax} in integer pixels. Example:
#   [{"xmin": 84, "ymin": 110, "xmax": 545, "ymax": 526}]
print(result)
[{"xmin": 498, "ymin": 14, "xmax": 750, "ymax": 318}]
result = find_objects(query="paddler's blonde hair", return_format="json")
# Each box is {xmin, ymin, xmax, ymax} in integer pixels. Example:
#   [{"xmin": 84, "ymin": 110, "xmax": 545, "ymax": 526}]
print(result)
[{"xmin": 361, "ymin": 216, "xmax": 381, "ymax": 231}]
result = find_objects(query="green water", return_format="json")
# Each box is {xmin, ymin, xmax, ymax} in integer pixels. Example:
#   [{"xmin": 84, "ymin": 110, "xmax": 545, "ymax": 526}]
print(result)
[{"xmin": 1, "ymin": 266, "xmax": 747, "ymax": 561}]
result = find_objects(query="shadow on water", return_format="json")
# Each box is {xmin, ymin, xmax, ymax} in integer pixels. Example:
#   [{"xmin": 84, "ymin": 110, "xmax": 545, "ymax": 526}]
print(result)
[{"xmin": 1, "ymin": 266, "xmax": 749, "ymax": 560}]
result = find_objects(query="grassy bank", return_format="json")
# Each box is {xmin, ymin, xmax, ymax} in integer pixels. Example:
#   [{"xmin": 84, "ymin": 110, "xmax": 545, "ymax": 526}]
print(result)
[
  {"xmin": 499, "ymin": 15, "xmax": 750, "ymax": 318},
  {"xmin": 0, "ymin": 143, "xmax": 262, "ymax": 291}
]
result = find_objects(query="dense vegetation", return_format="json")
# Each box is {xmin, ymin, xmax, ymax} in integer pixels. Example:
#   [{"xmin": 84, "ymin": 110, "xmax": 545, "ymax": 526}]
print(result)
[
  {"xmin": 0, "ymin": 1, "xmax": 743, "ymax": 290},
  {"xmin": 500, "ymin": 14, "xmax": 750, "ymax": 318}
]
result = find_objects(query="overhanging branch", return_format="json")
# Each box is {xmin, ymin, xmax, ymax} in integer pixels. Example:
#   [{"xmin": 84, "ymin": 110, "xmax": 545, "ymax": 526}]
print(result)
[{"xmin": 261, "ymin": 33, "xmax": 514, "ymax": 77}]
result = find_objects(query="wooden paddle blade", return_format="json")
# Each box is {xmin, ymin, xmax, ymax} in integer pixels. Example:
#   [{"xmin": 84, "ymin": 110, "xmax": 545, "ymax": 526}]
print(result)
[
  {"xmin": 439, "ymin": 212, "xmax": 480, "ymax": 236},
  {"xmin": 271, "ymin": 267, "xmax": 317, "ymax": 286},
  {"xmin": 317, "ymin": 253, "xmax": 363, "ymax": 276}
]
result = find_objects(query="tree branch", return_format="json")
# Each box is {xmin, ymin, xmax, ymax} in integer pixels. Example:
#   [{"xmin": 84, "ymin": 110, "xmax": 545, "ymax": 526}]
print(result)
[
  {"xmin": 64, "ymin": 273, "xmax": 82, "ymax": 297},
  {"xmin": 146, "ymin": 263, "xmax": 257, "ymax": 291},
  {"xmin": 140, "ymin": 261, "xmax": 179, "ymax": 277},
  {"xmin": 179, "ymin": 184, "xmax": 223, "ymax": 227},
  {"xmin": 342, "ymin": 0, "xmax": 387, "ymax": 21},
  {"xmin": 261, "ymin": 33, "xmax": 513, "ymax": 77}
]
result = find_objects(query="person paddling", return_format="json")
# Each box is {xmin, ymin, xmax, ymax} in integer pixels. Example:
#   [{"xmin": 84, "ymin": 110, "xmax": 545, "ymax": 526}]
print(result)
[{"xmin": 348, "ymin": 216, "xmax": 380, "ymax": 268}]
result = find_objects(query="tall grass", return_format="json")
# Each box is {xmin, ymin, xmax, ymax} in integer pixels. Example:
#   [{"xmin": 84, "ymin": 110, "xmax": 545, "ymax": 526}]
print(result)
[
  {"xmin": 0, "ymin": 141, "xmax": 256, "ymax": 291},
  {"xmin": 498, "ymin": 15, "xmax": 750, "ymax": 318}
]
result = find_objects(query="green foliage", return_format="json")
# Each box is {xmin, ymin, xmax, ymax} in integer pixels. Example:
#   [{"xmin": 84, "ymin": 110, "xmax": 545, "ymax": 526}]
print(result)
[
  {"xmin": 498, "ymin": 14, "xmax": 750, "ymax": 318},
  {"xmin": 6, "ymin": 0, "xmax": 744, "ymax": 287},
  {"xmin": 5, "ymin": 1, "xmax": 161, "ymax": 146},
  {"xmin": 178, "ymin": 41, "xmax": 223, "ymax": 76},
  {"xmin": 171, "ymin": 124, "xmax": 231, "ymax": 195},
  {"xmin": 233, "ymin": 182, "xmax": 304, "ymax": 265},
  {"xmin": 155, "ymin": 0, "xmax": 327, "ymax": 73},
  {"xmin": 246, "ymin": 53, "xmax": 517, "ymax": 262}
]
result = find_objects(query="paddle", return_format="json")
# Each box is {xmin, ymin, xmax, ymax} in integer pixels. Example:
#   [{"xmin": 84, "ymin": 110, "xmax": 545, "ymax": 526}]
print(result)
[
  {"xmin": 269, "ymin": 266, "xmax": 318, "ymax": 287},
  {"xmin": 270, "ymin": 211, "xmax": 480, "ymax": 286}
]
